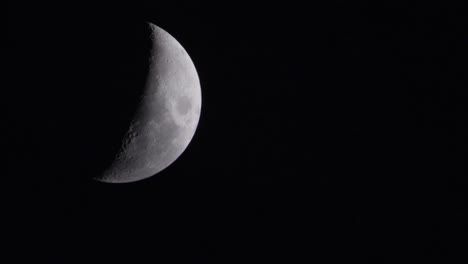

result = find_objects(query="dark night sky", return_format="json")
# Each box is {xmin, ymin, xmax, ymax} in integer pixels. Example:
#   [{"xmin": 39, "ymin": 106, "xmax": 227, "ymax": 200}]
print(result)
[{"xmin": 8, "ymin": 1, "xmax": 466, "ymax": 263}]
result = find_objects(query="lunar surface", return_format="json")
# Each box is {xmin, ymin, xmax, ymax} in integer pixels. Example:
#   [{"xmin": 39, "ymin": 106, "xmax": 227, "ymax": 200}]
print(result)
[{"xmin": 94, "ymin": 23, "xmax": 201, "ymax": 183}]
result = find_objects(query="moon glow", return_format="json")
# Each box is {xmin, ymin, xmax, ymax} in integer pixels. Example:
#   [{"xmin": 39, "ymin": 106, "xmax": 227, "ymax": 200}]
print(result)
[{"xmin": 94, "ymin": 23, "xmax": 201, "ymax": 183}]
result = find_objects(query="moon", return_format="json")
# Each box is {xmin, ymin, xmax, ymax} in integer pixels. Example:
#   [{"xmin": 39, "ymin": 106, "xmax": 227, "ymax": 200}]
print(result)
[{"xmin": 94, "ymin": 22, "xmax": 202, "ymax": 183}]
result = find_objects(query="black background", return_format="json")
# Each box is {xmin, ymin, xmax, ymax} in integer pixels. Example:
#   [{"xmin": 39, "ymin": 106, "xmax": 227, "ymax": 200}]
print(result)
[{"xmin": 7, "ymin": 1, "xmax": 466, "ymax": 263}]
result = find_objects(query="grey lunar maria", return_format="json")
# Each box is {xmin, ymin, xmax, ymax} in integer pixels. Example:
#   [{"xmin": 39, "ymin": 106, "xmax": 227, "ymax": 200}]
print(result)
[{"xmin": 95, "ymin": 23, "xmax": 202, "ymax": 183}]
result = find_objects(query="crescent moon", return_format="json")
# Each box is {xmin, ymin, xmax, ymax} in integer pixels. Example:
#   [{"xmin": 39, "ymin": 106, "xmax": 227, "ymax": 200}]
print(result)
[{"xmin": 94, "ymin": 22, "xmax": 202, "ymax": 183}]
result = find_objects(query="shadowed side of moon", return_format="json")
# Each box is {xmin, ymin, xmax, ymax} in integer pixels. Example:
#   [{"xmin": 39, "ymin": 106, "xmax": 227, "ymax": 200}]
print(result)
[{"xmin": 93, "ymin": 23, "xmax": 202, "ymax": 183}]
